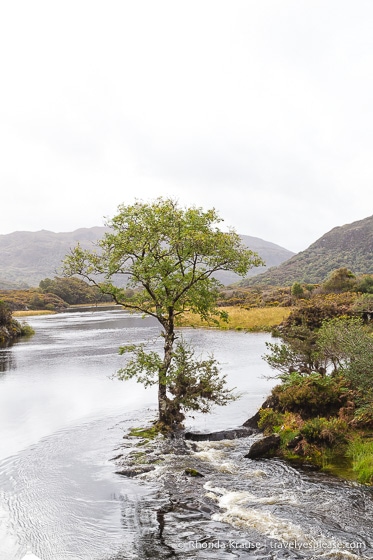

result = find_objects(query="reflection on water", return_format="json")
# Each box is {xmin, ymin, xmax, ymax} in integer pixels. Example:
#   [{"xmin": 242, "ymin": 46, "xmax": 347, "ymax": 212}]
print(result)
[{"xmin": 0, "ymin": 348, "xmax": 16, "ymax": 373}]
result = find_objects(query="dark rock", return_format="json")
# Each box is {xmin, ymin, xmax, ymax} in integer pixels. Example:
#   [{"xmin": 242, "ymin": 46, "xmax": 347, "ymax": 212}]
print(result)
[
  {"xmin": 185, "ymin": 468, "xmax": 204, "ymax": 477},
  {"xmin": 244, "ymin": 434, "xmax": 281, "ymax": 459},
  {"xmin": 243, "ymin": 395, "xmax": 279, "ymax": 429},
  {"xmin": 110, "ymin": 453, "xmax": 124, "ymax": 461},
  {"xmin": 115, "ymin": 465, "xmax": 155, "ymax": 477},
  {"xmin": 184, "ymin": 427, "xmax": 254, "ymax": 442},
  {"xmin": 242, "ymin": 411, "xmax": 261, "ymax": 429}
]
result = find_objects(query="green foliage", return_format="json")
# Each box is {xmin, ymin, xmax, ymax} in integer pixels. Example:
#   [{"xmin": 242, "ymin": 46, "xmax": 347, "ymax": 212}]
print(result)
[
  {"xmin": 264, "ymin": 325, "xmax": 322, "ymax": 377},
  {"xmin": 39, "ymin": 276, "xmax": 112, "ymax": 305},
  {"xmin": 0, "ymin": 300, "xmax": 34, "ymax": 344},
  {"xmin": 0, "ymin": 300, "xmax": 12, "ymax": 327},
  {"xmin": 118, "ymin": 344, "xmax": 163, "ymax": 388},
  {"xmin": 219, "ymin": 285, "xmax": 293, "ymax": 308},
  {"xmin": 355, "ymin": 274, "xmax": 373, "ymax": 294},
  {"xmin": 352, "ymin": 405, "xmax": 373, "ymax": 428},
  {"xmin": 317, "ymin": 316, "xmax": 373, "ymax": 394},
  {"xmin": 272, "ymin": 372, "xmax": 350, "ymax": 418},
  {"xmin": 347, "ymin": 438, "xmax": 373, "ymax": 484},
  {"xmin": 128, "ymin": 426, "xmax": 161, "ymax": 440},
  {"xmin": 352, "ymin": 293, "xmax": 373, "ymax": 314},
  {"xmin": 64, "ymin": 198, "xmax": 262, "ymax": 321},
  {"xmin": 282, "ymin": 292, "xmax": 356, "ymax": 331},
  {"xmin": 300, "ymin": 417, "xmax": 348, "ymax": 445},
  {"xmin": 258, "ymin": 408, "xmax": 284, "ymax": 434},
  {"xmin": 19, "ymin": 322, "xmax": 35, "ymax": 337},
  {"xmin": 321, "ymin": 268, "xmax": 356, "ymax": 294},
  {"xmin": 291, "ymin": 282, "xmax": 304, "ymax": 298},
  {"xmin": 0, "ymin": 289, "xmax": 67, "ymax": 311},
  {"xmin": 64, "ymin": 198, "xmax": 261, "ymax": 428},
  {"xmin": 119, "ymin": 338, "xmax": 237, "ymax": 425}
]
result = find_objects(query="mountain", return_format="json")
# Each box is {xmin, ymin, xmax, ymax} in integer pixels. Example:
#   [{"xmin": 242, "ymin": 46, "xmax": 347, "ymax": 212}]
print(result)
[
  {"xmin": 0, "ymin": 228, "xmax": 106, "ymax": 289},
  {"xmin": 0, "ymin": 228, "xmax": 294, "ymax": 289},
  {"xmin": 215, "ymin": 235, "xmax": 294, "ymax": 285},
  {"xmin": 245, "ymin": 215, "xmax": 373, "ymax": 286}
]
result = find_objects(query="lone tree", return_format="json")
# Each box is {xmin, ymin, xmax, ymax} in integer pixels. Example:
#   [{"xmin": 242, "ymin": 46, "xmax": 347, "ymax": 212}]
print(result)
[{"xmin": 63, "ymin": 198, "xmax": 263, "ymax": 429}]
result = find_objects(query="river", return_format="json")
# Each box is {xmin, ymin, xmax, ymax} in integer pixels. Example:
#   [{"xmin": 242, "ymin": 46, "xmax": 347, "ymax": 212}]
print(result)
[{"xmin": 0, "ymin": 310, "xmax": 372, "ymax": 559}]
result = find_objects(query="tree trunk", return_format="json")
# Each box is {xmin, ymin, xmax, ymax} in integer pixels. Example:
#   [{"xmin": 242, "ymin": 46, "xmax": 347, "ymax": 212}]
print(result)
[{"xmin": 158, "ymin": 320, "xmax": 175, "ymax": 427}]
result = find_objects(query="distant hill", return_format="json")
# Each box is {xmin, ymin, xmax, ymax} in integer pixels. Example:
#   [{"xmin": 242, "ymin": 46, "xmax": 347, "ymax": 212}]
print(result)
[
  {"xmin": 245, "ymin": 215, "xmax": 373, "ymax": 286},
  {"xmin": 0, "ymin": 228, "xmax": 294, "ymax": 289},
  {"xmin": 0, "ymin": 228, "xmax": 106, "ymax": 289},
  {"xmin": 215, "ymin": 235, "xmax": 294, "ymax": 285}
]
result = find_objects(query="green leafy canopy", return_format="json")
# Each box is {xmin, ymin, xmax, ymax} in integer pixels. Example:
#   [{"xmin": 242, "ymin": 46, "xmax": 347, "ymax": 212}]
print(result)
[{"xmin": 63, "ymin": 197, "xmax": 263, "ymax": 323}]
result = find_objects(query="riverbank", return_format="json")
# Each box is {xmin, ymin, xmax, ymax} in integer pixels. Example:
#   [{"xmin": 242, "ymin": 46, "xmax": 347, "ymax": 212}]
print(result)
[
  {"xmin": 255, "ymin": 406, "xmax": 373, "ymax": 485},
  {"xmin": 0, "ymin": 300, "xmax": 35, "ymax": 345}
]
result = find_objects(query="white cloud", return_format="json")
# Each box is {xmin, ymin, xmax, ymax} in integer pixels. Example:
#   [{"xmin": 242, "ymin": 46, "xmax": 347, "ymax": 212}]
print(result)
[{"xmin": 1, "ymin": 0, "xmax": 373, "ymax": 251}]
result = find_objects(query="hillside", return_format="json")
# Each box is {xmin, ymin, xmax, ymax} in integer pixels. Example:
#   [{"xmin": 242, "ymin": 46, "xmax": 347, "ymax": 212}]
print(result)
[
  {"xmin": 0, "ymin": 228, "xmax": 106, "ymax": 289},
  {"xmin": 245, "ymin": 215, "xmax": 373, "ymax": 286},
  {"xmin": 0, "ymin": 228, "xmax": 294, "ymax": 288}
]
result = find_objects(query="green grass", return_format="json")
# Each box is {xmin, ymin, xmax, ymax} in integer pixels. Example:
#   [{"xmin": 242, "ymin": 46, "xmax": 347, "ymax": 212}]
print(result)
[
  {"xmin": 128, "ymin": 426, "xmax": 162, "ymax": 440},
  {"xmin": 347, "ymin": 437, "xmax": 373, "ymax": 484},
  {"xmin": 20, "ymin": 323, "xmax": 35, "ymax": 337},
  {"xmin": 177, "ymin": 306, "xmax": 291, "ymax": 332}
]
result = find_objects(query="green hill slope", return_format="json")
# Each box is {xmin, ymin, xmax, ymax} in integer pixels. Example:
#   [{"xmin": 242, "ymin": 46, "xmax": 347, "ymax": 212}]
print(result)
[{"xmin": 246, "ymin": 215, "xmax": 373, "ymax": 286}]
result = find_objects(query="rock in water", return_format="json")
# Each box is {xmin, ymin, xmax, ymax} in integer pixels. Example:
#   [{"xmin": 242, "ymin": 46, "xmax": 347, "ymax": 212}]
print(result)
[
  {"xmin": 184, "ymin": 427, "xmax": 254, "ymax": 441},
  {"xmin": 244, "ymin": 434, "xmax": 281, "ymax": 459}
]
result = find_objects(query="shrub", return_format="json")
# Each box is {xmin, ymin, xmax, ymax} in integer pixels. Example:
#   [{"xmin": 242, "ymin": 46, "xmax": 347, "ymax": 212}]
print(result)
[
  {"xmin": 352, "ymin": 405, "xmax": 373, "ymax": 428},
  {"xmin": 300, "ymin": 417, "xmax": 348, "ymax": 445},
  {"xmin": 272, "ymin": 372, "xmax": 350, "ymax": 418},
  {"xmin": 258, "ymin": 408, "xmax": 284, "ymax": 434}
]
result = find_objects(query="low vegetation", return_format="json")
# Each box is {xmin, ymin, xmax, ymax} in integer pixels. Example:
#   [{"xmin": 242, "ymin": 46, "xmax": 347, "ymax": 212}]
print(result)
[
  {"xmin": 0, "ymin": 288, "xmax": 68, "ymax": 312},
  {"xmin": 177, "ymin": 305, "xmax": 291, "ymax": 331},
  {"xmin": 258, "ymin": 277, "xmax": 373, "ymax": 484},
  {"xmin": 0, "ymin": 300, "xmax": 34, "ymax": 345},
  {"xmin": 0, "ymin": 277, "xmax": 116, "ymax": 312}
]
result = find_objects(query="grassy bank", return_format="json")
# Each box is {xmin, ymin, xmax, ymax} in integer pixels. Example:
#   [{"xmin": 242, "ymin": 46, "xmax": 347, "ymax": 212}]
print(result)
[
  {"xmin": 258, "ymin": 409, "xmax": 373, "ymax": 485},
  {"xmin": 347, "ymin": 437, "xmax": 373, "ymax": 484},
  {"xmin": 177, "ymin": 306, "xmax": 291, "ymax": 331}
]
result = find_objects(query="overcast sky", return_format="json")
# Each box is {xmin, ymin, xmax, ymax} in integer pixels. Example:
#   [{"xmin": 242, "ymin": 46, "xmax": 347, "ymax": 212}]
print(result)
[{"xmin": 1, "ymin": 1, "xmax": 373, "ymax": 252}]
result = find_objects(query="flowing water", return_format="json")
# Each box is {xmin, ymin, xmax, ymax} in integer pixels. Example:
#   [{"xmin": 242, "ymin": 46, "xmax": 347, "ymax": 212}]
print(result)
[{"xmin": 0, "ymin": 310, "xmax": 372, "ymax": 559}]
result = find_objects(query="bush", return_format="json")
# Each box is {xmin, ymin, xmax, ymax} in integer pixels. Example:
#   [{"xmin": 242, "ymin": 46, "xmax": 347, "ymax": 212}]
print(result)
[
  {"xmin": 321, "ymin": 268, "xmax": 356, "ymax": 294},
  {"xmin": 258, "ymin": 408, "xmax": 284, "ymax": 434},
  {"xmin": 300, "ymin": 417, "xmax": 348, "ymax": 445},
  {"xmin": 0, "ymin": 300, "xmax": 12, "ymax": 327},
  {"xmin": 272, "ymin": 372, "xmax": 350, "ymax": 418},
  {"xmin": 352, "ymin": 405, "xmax": 373, "ymax": 428}
]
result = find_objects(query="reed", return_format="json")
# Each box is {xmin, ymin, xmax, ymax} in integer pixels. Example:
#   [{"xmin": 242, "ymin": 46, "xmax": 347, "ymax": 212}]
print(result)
[{"xmin": 13, "ymin": 310, "xmax": 55, "ymax": 317}]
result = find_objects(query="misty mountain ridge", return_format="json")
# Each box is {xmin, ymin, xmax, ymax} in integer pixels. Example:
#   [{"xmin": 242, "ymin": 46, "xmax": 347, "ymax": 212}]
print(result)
[
  {"xmin": 0, "ymin": 227, "xmax": 294, "ymax": 289},
  {"xmin": 245, "ymin": 214, "xmax": 373, "ymax": 286}
]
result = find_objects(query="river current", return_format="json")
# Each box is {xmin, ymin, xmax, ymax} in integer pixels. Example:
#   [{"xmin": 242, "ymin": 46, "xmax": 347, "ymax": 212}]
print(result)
[{"xmin": 0, "ymin": 310, "xmax": 372, "ymax": 559}]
